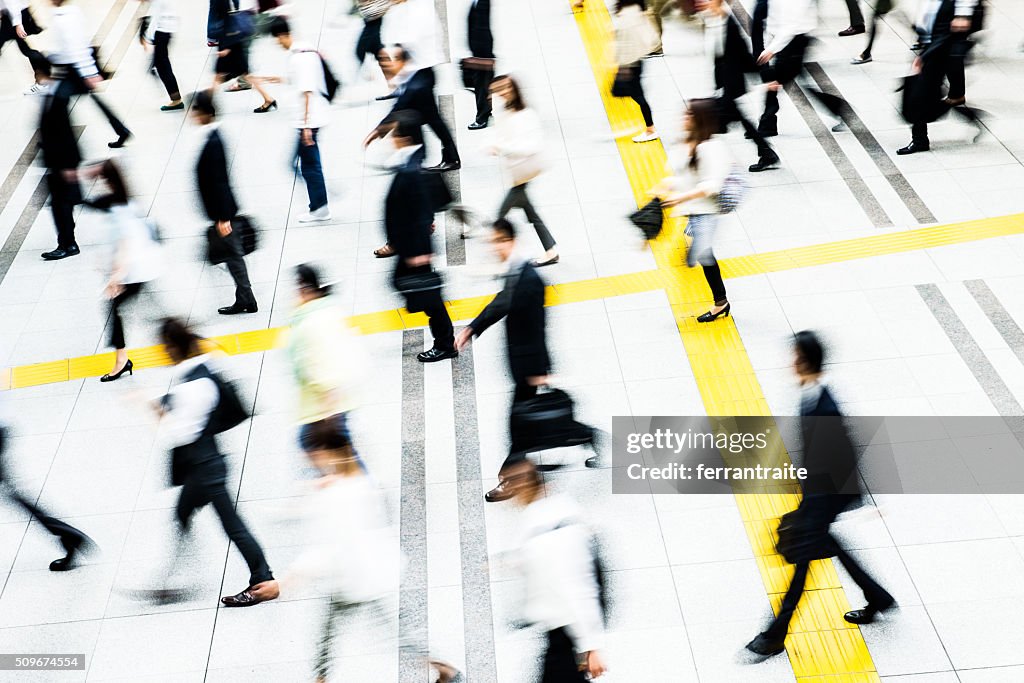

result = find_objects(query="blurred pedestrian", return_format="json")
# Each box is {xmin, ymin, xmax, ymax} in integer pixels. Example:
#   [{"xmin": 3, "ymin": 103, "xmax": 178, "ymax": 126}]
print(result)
[
  {"xmin": 364, "ymin": 45, "xmax": 461, "ymax": 172},
  {"xmin": 141, "ymin": 0, "xmax": 183, "ymax": 111},
  {"xmin": 647, "ymin": 0, "xmax": 674, "ymax": 56},
  {"xmin": 851, "ymin": 0, "xmax": 895, "ymax": 64},
  {"xmin": 837, "ymin": 0, "xmax": 867, "ymax": 37},
  {"xmin": 48, "ymin": 0, "xmax": 132, "ymax": 148},
  {"xmin": 613, "ymin": 0, "xmax": 660, "ymax": 143},
  {"xmin": 355, "ymin": 0, "xmax": 389, "ymax": 81},
  {"xmin": 277, "ymin": 418, "xmax": 462, "ymax": 683},
  {"xmin": 502, "ymin": 456, "xmax": 608, "ymax": 682},
  {"xmin": 384, "ymin": 110, "xmax": 457, "ymax": 362},
  {"xmin": 268, "ymin": 17, "xmax": 333, "ymax": 222},
  {"xmin": 36, "ymin": 55, "xmax": 82, "ymax": 262},
  {"xmin": 286, "ymin": 264, "xmax": 368, "ymax": 469},
  {"xmin": 654, "ymin": 99, "xmax": 732, "ymax": 322},
  {"xmin": 190, "ymin": 91, "xmax": 259, "ymax": 315},
  {"xmin": 209, "ymin": 0, "xmax": 276, "ymax": 111},
  {"xmin": 488, "ymin": 75, "xmax": 558, "ymax": 267},
  {"xmin": 746, "ymin": 331, "xmax": 895, "ymax": 657},
  {"xmin": 465, "ymin": 0, "xmax": 494, "ymax": 129},
  {"xmin": 83, "ymin": 160, "xmax": 162, "ymax": 382},
  {"xmin": 151, "ymin": 317, "xmax": 280, "ymax": 607},
  {"xmin": 0, "ymin": 0, "xmax": 47, "ymax": 95}
]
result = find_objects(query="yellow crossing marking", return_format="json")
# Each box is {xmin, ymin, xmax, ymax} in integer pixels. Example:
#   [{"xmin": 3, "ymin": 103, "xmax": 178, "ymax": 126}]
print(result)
[{"xmin": 570, "ymin": 0, "xmax": 881, "ymax": 678}]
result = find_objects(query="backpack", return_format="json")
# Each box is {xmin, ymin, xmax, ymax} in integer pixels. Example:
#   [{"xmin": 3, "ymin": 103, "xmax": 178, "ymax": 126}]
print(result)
[
  {"xmin": 301, "ymin": 50, "xmax": 341, "ymax": 102},
  {"xmin": 717, "ymin": 170, "xmax": 748, "ymax": 214},
  {"xmin": 186, "ymin": 363, "xmax": 250, "ymax": 436}
]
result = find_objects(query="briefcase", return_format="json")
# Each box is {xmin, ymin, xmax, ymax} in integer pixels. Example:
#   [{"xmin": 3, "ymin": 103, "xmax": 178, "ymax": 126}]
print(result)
[
  {"xmin": 205, "ymin": 215, "xmax": 258, "ymax": 265},
  {"xmin": 775, "ymin": 505, "xmax": 838, "ymax": 564},
  {"xmin": 395, "ymin": 268, "xmax": 443, "ymax": 313},
  {"xmin": 510, "ymin": 388, "xmax": 594, "ymax": 455},
  {"xmin": 459, "ymin": 57, "xmax": 495, "ymax": 89}
]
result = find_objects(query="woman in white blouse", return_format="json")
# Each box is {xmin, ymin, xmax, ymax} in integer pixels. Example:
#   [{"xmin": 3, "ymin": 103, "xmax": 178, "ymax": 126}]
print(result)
[
  {"xmin": 614, "ymin": 0, "xmax": 659, "ymax": 143},
  {"xmin": 84, "ymin": 161, "xmax": 162, "ymax": 382},
  {"xmin": 654, "ymin": 98, "xmax": 732, "ymax": 322},
  {"xmin": 141, "ymin": 0, "xmax": 182, "ymax": 111},
  {"xmin": 487, "ymin": 75, "xmax": 558, "ymax": 266}
]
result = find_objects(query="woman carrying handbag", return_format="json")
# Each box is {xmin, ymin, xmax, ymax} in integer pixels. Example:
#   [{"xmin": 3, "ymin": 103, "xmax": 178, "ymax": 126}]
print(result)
[
  {"xmin": 652, "ymin": 98, "xmax": 733, "ymax": 322},
  {"xmin": 487, "ymin": 75, "xmax": 559, "ymax": 267},
  {"xmin": 612, "ymin": 0, "xmax": 659, "ymax": 143}
]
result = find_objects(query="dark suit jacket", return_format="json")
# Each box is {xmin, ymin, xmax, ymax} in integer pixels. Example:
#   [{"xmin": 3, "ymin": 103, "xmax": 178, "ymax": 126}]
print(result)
[
  {"xmin": 714, "ymin": 13, "xmax": 755, "ymax": 99},
  {"xmin": 470, "ymin": 260, "xmax": 550, "ymax": 381},
  {"xmin": 385, "ymin": 149, "xmax": 433, "ymax": 260},
  {"xmin": 196, "ymin": 128, "xmax": 238, "ymax": 223},
  {"xmin": 800, "ymin": 385, "xmax": 861, "ymax": 511},
  {"xmin": 39, "ymin": 92, "xmax": 80, "ymax": 171},
  {"xmin": 468, "ymin": 0, "xmax": 494, "ymax": 58},
  {"xmin": 380, "ymin": 68, "xmax": 436, "ymax": 128}
]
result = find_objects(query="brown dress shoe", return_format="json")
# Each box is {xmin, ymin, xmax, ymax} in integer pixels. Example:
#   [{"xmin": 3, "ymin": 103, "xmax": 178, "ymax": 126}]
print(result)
[
  {"xmin": 221, "ymin": 580, "xmax": 280, "ymax": 607},
  {"xmin": 484, "ymin": 479, "xmax": 514, "ymax": 503}
]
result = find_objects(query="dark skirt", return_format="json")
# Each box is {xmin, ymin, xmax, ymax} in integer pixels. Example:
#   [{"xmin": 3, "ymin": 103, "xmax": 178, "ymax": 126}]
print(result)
[{"xmin": 215, "ymin": 44, "xmax": 249, "ymax": 79}]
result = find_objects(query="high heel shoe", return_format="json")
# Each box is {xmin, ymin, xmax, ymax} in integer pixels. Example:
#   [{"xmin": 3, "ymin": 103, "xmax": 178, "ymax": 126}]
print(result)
[
  {"xmin": 100, "ymin": 359, "xmax": 133, "ymax": 383},
  {"xmin": 253, "ymin": 100, "xmax": 277, "ymax": 114},
  {"xmin": 697, "ymin": 303, "xmax": 730, "ymax": 323}
]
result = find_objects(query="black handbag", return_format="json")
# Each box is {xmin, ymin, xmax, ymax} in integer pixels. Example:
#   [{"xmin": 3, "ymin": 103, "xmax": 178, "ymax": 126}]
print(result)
[
  {"xmin": 395, "ymin": 268, "xmax": 443, "ymax": 313},
  {"xmin": 629, "ymin": 198, "xmax": 664, "ymax": 240},
  {"xmin": 222, "ymin": 0, "xmax": 255, "ymax": 47},
  {"xmin": 205, "ymin": 215, "xmax": 257, "ymax": 265},
  {"xmin": 460, "ymin": 57, "xmax": 495, "ymax": 89},
  {"xmin": 611, "ymin": 68, "xmax": 634, "ymax": 98},
  {"xmin": 510, "ymin": 388, "xmax": 594, "ymax": 455},
  {"xmin": 774, "ymin": 504, "xmax": 839, "ymax": 564}
]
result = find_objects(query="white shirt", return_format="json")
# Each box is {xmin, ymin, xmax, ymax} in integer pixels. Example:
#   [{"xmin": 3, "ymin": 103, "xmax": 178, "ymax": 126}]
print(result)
[
  {"xmin": 701, "ymin": 10, "xmax": 729, "ymax": 59},
  {"xmin": 161, "ymin": 355, "xmax": 220, "ymax": 450},
  {"xmin": 288, "ymin": 42, "xmax": 331, "ymax": 129},
  {"xmin": 102, "ymin": 203, "xmax": 162, "ymax": 285},
  {"xmin": 144, "ymin": 0, "xmax": 179, "ymax": 41},
  {"xmin": 49, "ymin": 4, "xmax": 99, "ymax": 78},
  {"xmin": 382, "ymin": 0, "xmax": 444, "ymax": 69},
  {"xmin": 666, "ymin": 137, "xmax": 733, "ymax": 216},
  {"xmin": 493, "ymin": 106, "xmax": 546, "ymax": 187},
  {"xmin": 765, "ymin": 0, "xmax": 817, "ymax": 55},
  {"xmin": 1, "ymin": 0, "xmax": 28, "ymax": 26},
  {"xmin": 515, "ymin": 494, "xmax": 605, "ymax": 653}
]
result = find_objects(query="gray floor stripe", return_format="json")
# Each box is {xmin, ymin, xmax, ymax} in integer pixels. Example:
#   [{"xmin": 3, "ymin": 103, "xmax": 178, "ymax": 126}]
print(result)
[
  {"xmin": 965, "ymin": 280, "xmax": 1024, "ymax": 369},
  {"xmin": 437, "ymin": 94, "xmax": 467, "ymax": 266},
  {"xmin": 399, "ymin": 330, "xmax": 429, "ymax": 681},
  {"xmin": 93, "ymin": 0, "xmax": 130, "ymax": 49},
  {"xmin": 451, "ymin": 340, "xmax": 499, "ymax": 683},
  {"xmin": 917, "ymin": 284, "xmax": 1024, "ymax": 415},
  {"xmin": 783, "ymin": 83, "xmax": 893, "ymax": 228},
  {"xmin": 434, "ymin": 0, "xmax": 452, "ymax": 64},
  {"xmin": 102, "ymin": 2, "xmax": 149, "ymax": 77},
  {"xmin": 726, "ymin": 0, "xmax": 893, "ymax": 228},
  {"xmin": 0, "ymin": 133, "xmax": 40, "ymax": 217},
  {"xmin": 805, "ymin": 62, "xmax": 937, "ymax": 224}
]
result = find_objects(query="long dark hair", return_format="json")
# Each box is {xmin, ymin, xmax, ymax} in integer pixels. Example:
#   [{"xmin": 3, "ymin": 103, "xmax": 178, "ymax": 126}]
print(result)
[
  {"xmin": 794, "ymin": 330, "xmax": 825, "ymax": 374},
  {"xmin": 295, "ymin": 263, "xmax": 332, "ymax": 298},
  {"xmin": 492, "ymin": 75, "xmax": 526, "ymax": 112},
  {"xmin": 684, "ymin": 98, "xmax": 720, "ymax": 168},
  {"xmin": 89, "ymin": 159, "xmax": 130, "ymax": 209},
  {"xmin": 159, "ymin": 317, "xmax": 204, "ymax": 364},
  {"xmin": 616, "ymin": 0, "xmax": 647, "ymax": 11}
]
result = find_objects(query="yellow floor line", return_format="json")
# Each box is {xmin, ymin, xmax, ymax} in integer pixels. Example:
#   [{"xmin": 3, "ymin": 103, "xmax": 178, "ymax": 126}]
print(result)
[{"xmin": 571, "ymin": 0, "xmax": 879, "ymax": 678}]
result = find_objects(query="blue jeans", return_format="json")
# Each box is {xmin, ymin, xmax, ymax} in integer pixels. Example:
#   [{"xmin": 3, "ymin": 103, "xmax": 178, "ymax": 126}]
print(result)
[{"xmin": 296, "ymin": 128, "xmax": 328, "ymax": 211}]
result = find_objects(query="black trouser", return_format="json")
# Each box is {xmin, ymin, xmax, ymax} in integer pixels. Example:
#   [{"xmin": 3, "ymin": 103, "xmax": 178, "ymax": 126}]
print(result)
[
  {"xmin": 55, "ymin": 68, "xmax": 131, "ymax": 140},
  {"xmin": 46, "ymin": 171, "xmax": 80, "ymax": 249},
  {"xmin": 718, "ymin": 95, "xmax": 773, "ymax": 157},
  {"xmin": 108, "ymin": 282, "xmax": 143, "ymax": 350},
  {"xmin": 355, "ymin": 17, "xmax": 383, "ymax": 64},
  {"xmin": 862, "ymin": 1, "xmax": 894, "ymax": 56},
  {"xmin": 0, "ymin": 17, "xmax": 45, "ymax": 69},
  {"xmin": 220, "ymin": 227, "xmax": 257, "ymax": 308},
  {"xmin": 471, "ymin": 67, "xmax": 493, "ymax": 123},
  {"xmin": 911, "ymin": 37, "xmax": 974, "ymax": 145},
  {"xmin": 503, "ymin": 381, "xmax": 539, "ymax": 469},
  {"xmin": 419, "ymin": 68, "xmax": 460, "ymax": 164},
  {"xmin": 843, "ymin": 0, "xmax": 865, "ymax": 27},
  {"xmin": 176, "ymin": 472, "xmax": 273, "ymax": 586},
  {"xmin": 750, "ymin": 0, "xmax": 769, "ymax": 56},
  {"xmin": 152, "ymin": 31, "xmax": 180, "ymax": 100},
  {"xmin": 764, "ymin": 546, "xmax": 892, "ymax": 641},
  {"xmin": 394, "ymin": 262, "xmax": 454, "ymax": 351},
  {"xmin": 760, "ymin": 35, "xmax": 848, "ymax": 132},
  {"xmin": 496, "ymin": 183, "xmax": 556, "ymax": 251},
  {"xmin": 626, "ymin": 62, "xmax": 654, "ymax": 128},
  {"xmin": 703, "ymin": 264, "xmax": 727, "ymax": 305},
  {"xmin": 0, "ymin": 428, "xmax": 88, "ymax": 553},
  {"xmin": 542, "ymin": 628, "xmax": 587, "ymax": 683}
]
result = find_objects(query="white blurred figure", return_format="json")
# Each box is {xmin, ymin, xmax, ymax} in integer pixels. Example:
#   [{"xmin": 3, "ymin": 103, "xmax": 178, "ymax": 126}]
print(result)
[
  {"xmin": 381, "ymin": 0, "xmax": 444, "ymax": 70},
  {"xmin": 277, "ymin": 419, "xmax": 462, "ymax": 683},
  {"xmin": 501, "ymin": 456, "xmax": 608, "ymax": 682}
]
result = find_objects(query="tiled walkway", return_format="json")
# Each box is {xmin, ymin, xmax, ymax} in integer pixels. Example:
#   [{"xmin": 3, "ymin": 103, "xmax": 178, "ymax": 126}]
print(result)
[{"xmin": 3, "ymin": 0, "xmax": 1024, "ymax": 681}]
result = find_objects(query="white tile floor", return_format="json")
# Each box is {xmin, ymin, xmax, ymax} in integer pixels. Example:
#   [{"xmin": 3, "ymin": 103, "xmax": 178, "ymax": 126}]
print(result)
[{"xmin": 4, "ymin": 0, "xmax": 1024, "ymax": 681}]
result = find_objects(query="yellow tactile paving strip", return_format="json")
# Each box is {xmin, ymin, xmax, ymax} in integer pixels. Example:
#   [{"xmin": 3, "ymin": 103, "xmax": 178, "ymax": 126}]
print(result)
[{"xmin": 570, "ymin": 0, "xmax": 878, "ymax": 678}]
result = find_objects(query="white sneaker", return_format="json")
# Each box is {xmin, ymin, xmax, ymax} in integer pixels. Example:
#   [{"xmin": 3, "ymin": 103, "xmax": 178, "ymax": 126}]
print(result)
[
  {"xmin": 298, "ymin": 206, "xmax": 332, "ymax": 223},
  {"xmin": 24, "ymin": 83, "xmax": 45, "ymax": 96},
  {"xmin": 632, "ymin": 131, "xmax": 660, "ymax": 143}
]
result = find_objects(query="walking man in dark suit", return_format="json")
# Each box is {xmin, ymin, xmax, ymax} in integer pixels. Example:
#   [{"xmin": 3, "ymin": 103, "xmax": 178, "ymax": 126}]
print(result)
[
  {"xmin": 363, "ymin": 45, "xmax": 461, "ymax": 173},
  {"xmin": 746, "ymin": 331, "xmax": 894, "ymax": 657},
  {"xmin": 37, "ymin": 56, "xmax": 83, "ymax": 261},
  {"xmin": 466, "ymin": 0, "xmax": 494, "ymax": 130},
  {"xmin": 190, "ymin": 91, "xmax": 258, "ymax": 315},
  {"xmin": 455, "ymin": 218, "xmax": 559, "ymax": 502},
  {"xmin": 385, "ymin": 110, "xmax": 457, "ymax": 362}
]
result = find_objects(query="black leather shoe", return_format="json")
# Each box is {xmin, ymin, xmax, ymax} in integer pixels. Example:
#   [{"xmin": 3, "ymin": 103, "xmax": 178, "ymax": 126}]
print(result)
[
  {"xmin": 218, "ymin": 303, "xmax": 258, "ymax": 315},
  {"xmin": 423, "ymin": 161, "xmax": 461, "ymax": 173},
  {"xmin": 49, "ymin": 533, "xmax": 93, "ymax": 572},
  {"xmin": 749, "ymin": 150, "xmax": 780, "ymax": 172},
  {"xmin": 108, "ymin": 132, "xmax": 132, "ymax": 149},
  {"xmin": 467, "ymin": 120, "xmax": 488, "ymax": 130},
  {"xmin": 417, "ymin": 347, "xmax": 457, "ymax": 363},
  {"xmin": 844, "ymin": 597, "xmax": 895, "ymax": 624},
  {"xmin": 838, "ymin": 24, "xmax": 866, "ymax": 37},
  {"xmin": 221, "ymin": 582, "xmax": 279, "ymax": 607},
  {"xmin": 897, "ymin": 141, "xmax": 930, "ymax": 155},
  {"xmin": 747, "ymin": 126, "xmax": 778, "ymax": 139},
  {"xmin": 41, "ymin": 244, "xmax": 80, "ymax": 260},
  {"xmin": 745, "ymin": 633, "xmax": 786, "ymax": 657}
]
